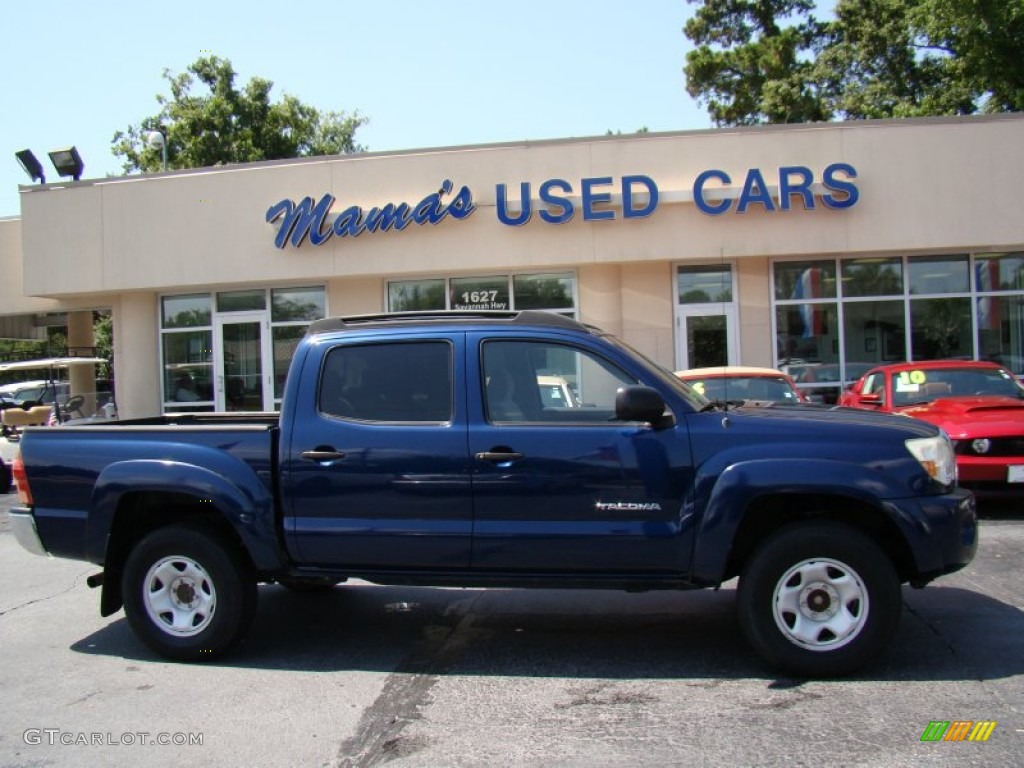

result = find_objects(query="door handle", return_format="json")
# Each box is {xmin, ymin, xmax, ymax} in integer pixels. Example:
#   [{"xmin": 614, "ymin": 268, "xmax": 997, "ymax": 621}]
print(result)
[
  {"xmin": 301, "ymin": 448, "xmax": 347, "ymax": 462},
  {"xmin": 475, "ymin": 451, "xmax": 524, "ymax": 462}
]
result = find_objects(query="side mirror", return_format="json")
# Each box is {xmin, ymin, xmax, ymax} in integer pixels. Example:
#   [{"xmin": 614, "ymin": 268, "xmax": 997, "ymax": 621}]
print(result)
[
  {"xmin": 858, "ymin": 392, "xmax": 883, "ymax": 406},
  {"xmin": 615, "ymin": 385, "xmax": 670, "ymax": 426}
]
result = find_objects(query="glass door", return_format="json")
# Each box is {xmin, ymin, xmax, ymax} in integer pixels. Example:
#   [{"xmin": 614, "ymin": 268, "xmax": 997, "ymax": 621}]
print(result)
[
  {"xmin": 215, "ymin": 313, "xmax": 272, "ymax": 411},
  {"xmin": 676, "ymin": 308, "xmax": 738, "ymax": 370},
  {"xmin": 675, "ymin": 264, "xmax": 739, "ymax": 370}
]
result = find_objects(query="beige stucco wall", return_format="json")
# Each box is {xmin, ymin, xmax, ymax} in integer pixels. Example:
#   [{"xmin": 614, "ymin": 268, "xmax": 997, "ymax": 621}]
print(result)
[
  {"xmin": 736, "ymin": 257, "xmax": 772, "ymax": 368},
  {"xmin": 0, "ymin": 218, "xmax": 60, "ymax": 315},
  {"xmin": 19, "ymin": 115, "xmax": 1024, "ymax": 302},
  {"xmin": 112, "ymin": 293, "xmax": 160, "ymax": 418}
]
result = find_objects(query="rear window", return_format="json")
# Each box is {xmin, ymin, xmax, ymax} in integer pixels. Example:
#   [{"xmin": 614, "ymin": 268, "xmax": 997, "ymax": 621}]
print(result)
[{"xmin": 319, "ymin": 341, "xmax": 453, "ymax": 422}]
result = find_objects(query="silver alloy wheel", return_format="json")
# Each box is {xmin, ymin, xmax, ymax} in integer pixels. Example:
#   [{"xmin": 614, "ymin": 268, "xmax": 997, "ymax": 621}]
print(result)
[
  {"xmin": 772, "ymin": 557, "xmax": 869, "ymax": 652},
  {"xmin": 143, "ymin": 555, "xmax": 217, "ymax": 637}
]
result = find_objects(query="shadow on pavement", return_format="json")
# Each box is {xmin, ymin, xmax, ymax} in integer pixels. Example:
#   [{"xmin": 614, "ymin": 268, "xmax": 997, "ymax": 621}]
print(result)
[{"xmin": 70, "ymin": 581, "xmax": 1024, "ymax": 683}]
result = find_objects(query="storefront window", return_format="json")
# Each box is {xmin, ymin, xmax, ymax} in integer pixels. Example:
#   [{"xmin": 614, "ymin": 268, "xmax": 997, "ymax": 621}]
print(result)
[
  {"xmin": 774, "ymin": 260, "xmax": 837, "ymax": 301},
  {"xmin": 450, "ymin": 276, "xmax": 510, "ymax": 310},
  {"xmin": 513, "ymin": 273, "xmax": 575, "ymax": 310},
  {"xmin": 908, "ymin": 255, "xmax": 969, "ymax": 294},
  {"xmin": 217, "ymin": 290, "xmax": 266, "ymax": 313},
  {"xmin": 272, "ymin": 286, "xmax": 326, "ymax": 321},
  {"xmin": 388, "ymin": 279, "xmax": 446, "ymax": 312},
  {"xmin": 272, "ymin": 326, "xmax": 306, "ymax": 400},
  {"xmin": 162, "ymin": 330, "xmax": 214, "ymax": 405},
  {"xmin": 776, "ymin": 299, "xmax": 838, "ymax": 362},
  {"xmin": 975, "ymin": 252, "xmax": 1024, "ymax": 292},
  {"xmin": 843, "ymin": 300, "xmax": 906, "ymax": 364},
  {"xmin": 677, "ymin": 265, "xmax": 732, "ymax": 303},
  {"xmin": 387, "ymin": 273, "xmax": 577, "ymax": 316},
  {"xmin": 841, "ymin": 258, "xmax": 903, "ymax": 298},
  {"xmin": 161, "ymin": 286, "xmax": 325, "ymax": 412},
  {"xmin": 910, "ymin": 297, "xmax": 972, "ymax": 359},
  {"xmin": 978, "ymin": 295, "xmax": 1024, "ymax": 373},
  {"xmin": 162, "ymin": 294, "xmax": 211, "ymax": 328}
]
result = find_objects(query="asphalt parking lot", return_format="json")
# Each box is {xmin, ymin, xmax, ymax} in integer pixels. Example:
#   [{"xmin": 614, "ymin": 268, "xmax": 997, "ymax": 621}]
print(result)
[{"xmin": 0, "ymin": 491, "xmax": 1021, "ymax": 768}]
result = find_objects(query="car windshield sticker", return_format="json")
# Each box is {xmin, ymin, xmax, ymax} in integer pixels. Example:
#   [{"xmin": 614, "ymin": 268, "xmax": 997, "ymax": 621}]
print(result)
[
  {"xmin": 896, "ymin": 370, "xmax": 927, "ymax": 392},
  {"xmin": 691, "ymin": 381, "xmax": 706, "ymax": 395}
]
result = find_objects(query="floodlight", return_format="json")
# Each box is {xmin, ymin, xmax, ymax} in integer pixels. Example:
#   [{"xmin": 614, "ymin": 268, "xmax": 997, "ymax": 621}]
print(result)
[
  {"xmin": 15, "ymin": 149, "xmax": 45, "ymax": 183},
  {"xmin": 47, "ymin": 146, "xmax": 84, "ymax": 181}
]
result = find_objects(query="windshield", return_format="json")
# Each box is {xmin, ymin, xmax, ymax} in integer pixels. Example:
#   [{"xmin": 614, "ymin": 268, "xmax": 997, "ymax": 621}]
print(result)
[
  {"xmin": 686, "ymin": 375, "xmax": 802, "ymax": 404},
  {"xmin": 893, "ymin": 366, "xmax": 1024, "ymax": 406}
]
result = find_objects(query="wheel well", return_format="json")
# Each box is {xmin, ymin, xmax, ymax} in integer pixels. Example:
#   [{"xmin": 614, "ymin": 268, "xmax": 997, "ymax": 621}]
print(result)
[
  {"xmin": 100, "ymin": 491, "xmax": 252, "ymax": 616},
  {"xmin": 723, "ymin": 493, "xmax": 916, "ymax": 583}
]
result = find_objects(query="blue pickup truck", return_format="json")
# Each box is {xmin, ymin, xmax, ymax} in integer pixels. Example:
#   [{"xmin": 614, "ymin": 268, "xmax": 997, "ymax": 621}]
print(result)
[{"xmin": 9, "ymin": 311, "xmax": 977, "ymax": 676}]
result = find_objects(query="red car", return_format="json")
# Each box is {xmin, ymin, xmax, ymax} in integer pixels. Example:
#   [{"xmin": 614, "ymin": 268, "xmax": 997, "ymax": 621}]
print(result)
[{"xmin": 840, "ymin": 360, "xmax": 1024, "ymax": 496}]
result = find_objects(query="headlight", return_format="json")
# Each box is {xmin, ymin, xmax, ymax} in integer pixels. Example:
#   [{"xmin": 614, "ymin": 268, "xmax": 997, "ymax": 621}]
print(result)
[{"xmin": 905, "ymin": 433, "xmax": 957, "ymax": 487}]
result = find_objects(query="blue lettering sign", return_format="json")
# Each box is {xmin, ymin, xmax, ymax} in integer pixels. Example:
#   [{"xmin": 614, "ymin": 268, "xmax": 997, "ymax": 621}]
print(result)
[
  {"xmin": 622, "ymin": 175, "xmax": 658, "ymax": 219},
  {"xmin": 266, "ymin": 195, "xmax": 335, "ymax": 248},
  {"xmin": 495, "ymin": 182, "xmax": 532, "ymax": 226},
  {"xmin": 581, "ymin": 177, "xmax": 614, "ymax": 221},
  {"xmin": 778, "ymin": 166, "xmax": 815, "ymax": 210},
  {"xmin": 266, "ymin": 180, "xmax": 476, "ymax": 248},
  {"xmin": 694, "ymin": 169, "xmax": 732, "ymax": 215},
  {"xmin": 736, "ymin": 168, "xmax": 775, "ymax": 213},
  {"xmin": 539, "ymin": 179, "xmax": 574, "ymax": 224},
  {"xmin": 821, "ymin": 162, "xmax": 859, "ymax": 209}
]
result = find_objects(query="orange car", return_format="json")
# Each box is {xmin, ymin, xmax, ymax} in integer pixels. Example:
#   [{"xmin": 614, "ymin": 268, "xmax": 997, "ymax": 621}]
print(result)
[{"xmin": 674, "ymin": 366, "xmax": 809, "ymax": 406}]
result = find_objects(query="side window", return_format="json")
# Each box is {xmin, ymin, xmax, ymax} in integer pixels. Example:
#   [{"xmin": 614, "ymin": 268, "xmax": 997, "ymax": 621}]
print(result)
[
  {"xmin": 320, "ymin": 341, "xmax": 452, "ymax": 422},
  {"xmin": 862, "ymin": 372, "xmax": 887, "ymax": 405},
  {"xmin": 482, "ymin": 340, "xmax": 637, "ymax": 424}
]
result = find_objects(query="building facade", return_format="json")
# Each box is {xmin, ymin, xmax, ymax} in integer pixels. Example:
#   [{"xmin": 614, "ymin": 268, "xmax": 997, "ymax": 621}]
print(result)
[{"xmin": 2, "ymin": 114, "xmax": 1023, "ymax": 417}]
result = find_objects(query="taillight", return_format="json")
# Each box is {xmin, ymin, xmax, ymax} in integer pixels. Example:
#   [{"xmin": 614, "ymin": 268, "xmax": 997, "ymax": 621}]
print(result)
[{"xmin": 12, "ymin": 455, "xmax": 33, "ymax": 505}]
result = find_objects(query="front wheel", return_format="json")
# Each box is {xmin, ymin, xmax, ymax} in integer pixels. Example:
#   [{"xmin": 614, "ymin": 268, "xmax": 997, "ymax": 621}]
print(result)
[
  {"xmin": 737, "ymin": 521, "xmax": 902, "ymax": 678},
  {"xmin": 122, "ymin": 525, "xmax": 257, "ymax": 661}
]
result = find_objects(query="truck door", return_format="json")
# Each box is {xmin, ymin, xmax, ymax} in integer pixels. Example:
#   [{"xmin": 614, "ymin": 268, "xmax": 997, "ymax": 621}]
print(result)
[
  {"xmin": 467, "ymin": 335, "xmax": 695, "ymax": 574},
  {"xmin": 283, "ymin": 335, "xmax": 472, "ymax": 569}
]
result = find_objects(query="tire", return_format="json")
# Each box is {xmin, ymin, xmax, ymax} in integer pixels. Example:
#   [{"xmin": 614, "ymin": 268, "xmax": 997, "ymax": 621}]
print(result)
[
  {"xmin": 121, "ymin": 525, "xmax": 257, "ymax": 661},
  {"xmin": 737, "ymin": 521, "xmax": 902, "ymax": 678},
  {"xmin": 0, "ymin": 460, "xmax": 10, "ymax": 494}
]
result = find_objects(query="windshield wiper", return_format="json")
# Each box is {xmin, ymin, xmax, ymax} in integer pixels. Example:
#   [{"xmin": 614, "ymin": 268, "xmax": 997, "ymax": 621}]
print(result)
[{"xmin": 699, "ymin": 399, "xmax": 746, "ymax": 412}]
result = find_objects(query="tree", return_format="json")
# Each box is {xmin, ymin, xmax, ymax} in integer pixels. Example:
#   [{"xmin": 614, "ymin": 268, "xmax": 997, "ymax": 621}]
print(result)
[
  {"xmin": 683, "ymin": 0, "xmax": 830, "ymax": 126},
  {"xmin": 814, "ymin": 0, "xmax": 1014, "ymax": 118},
  {"xmin": 112, "ymin": 56, "xmax": 367, "ymax": 173},
  {"xmin": 683, "ymin": 0, "xmax": 1024, "ymax": 126}
]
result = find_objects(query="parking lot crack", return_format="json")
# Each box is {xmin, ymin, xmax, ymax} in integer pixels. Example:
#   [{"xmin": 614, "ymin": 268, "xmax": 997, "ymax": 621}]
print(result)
[
  {"xmin": 0, "ymin": 569, "xmax": 92, "ymax": 618},
  {"xmin": 335, "ymin": 596, "xmax": 481, "ymax": 768}
]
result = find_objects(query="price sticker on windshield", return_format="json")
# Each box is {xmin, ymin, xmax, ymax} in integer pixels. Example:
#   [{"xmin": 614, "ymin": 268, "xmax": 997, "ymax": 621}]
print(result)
[{"xmin": 896, "ymin": 370, "xmax": 926, "ymax": 392}]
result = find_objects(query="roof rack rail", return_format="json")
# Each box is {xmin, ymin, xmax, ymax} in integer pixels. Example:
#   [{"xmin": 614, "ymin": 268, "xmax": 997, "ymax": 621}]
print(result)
[{"xmin": 308, "ymin": 310, "xmax": 586, "ymax": 335}]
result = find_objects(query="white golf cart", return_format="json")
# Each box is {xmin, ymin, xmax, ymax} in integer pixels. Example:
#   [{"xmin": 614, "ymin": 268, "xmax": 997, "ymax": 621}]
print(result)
[{"xmin": 0, "ymin": 356, "xmax": 112, "ymax": 492}]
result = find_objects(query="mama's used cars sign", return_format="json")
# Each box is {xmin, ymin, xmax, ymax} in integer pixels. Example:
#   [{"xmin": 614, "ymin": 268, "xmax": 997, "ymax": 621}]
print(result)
[{"xmin": 265, "ymin": 163, "xmax": 858, "ymax": 249}]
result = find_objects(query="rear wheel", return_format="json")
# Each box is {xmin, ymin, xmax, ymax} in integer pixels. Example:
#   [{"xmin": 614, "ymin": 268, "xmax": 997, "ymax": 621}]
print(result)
[
  {"xmin": 737, "ymin": 521, "xmax": 901, "ymax": 677},
  {"xmin": 122, "ymin": 525, "xmax": 256, "ymax": 661}
]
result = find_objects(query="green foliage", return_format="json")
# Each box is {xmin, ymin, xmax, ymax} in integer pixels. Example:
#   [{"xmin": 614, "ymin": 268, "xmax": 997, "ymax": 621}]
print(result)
[
  {"xmin": 684, "ymin": 0, "xmax": 829, "ymax": 125},
  {"xmin": 683, "ymin": 0, "xmax": 1024, "ymax": 125},
  {"xmin": 112, "ymin": 56, "xmax": 368, "ymax": 173}
]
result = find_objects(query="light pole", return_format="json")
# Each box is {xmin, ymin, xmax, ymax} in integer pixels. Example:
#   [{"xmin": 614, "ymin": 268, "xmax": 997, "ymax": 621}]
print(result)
[{"xmin": 144, "ymin": 130, "xmax": 168, "ymax": 172}]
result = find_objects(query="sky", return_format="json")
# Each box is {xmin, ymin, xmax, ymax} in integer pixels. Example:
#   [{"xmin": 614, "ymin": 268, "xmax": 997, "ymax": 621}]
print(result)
[{"xmin": 1, "ymin": 0, "xmax": 715, "ymax": 219}]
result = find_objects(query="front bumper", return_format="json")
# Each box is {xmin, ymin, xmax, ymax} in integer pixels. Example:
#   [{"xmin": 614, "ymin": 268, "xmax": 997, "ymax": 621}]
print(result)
[
  {"xmin": 9, "ymin": 507, "xmax": 49, "ymax": 557},
  {"xmin": 894, "ymin": 488, "xmax": 977, "ymax": 583}
]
